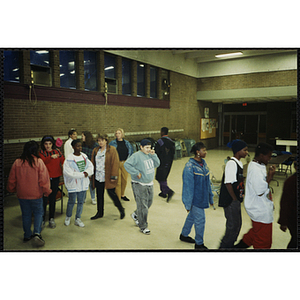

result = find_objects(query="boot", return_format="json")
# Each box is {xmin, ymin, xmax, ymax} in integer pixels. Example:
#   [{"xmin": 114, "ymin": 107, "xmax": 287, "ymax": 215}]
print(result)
[
  {"xmin": 119, "ymin": 208, "xmax": 125, "ymax": 219},
  {"xmin": 233, "ymin": 239, "xmax": 249, "ymax": 248},
  {"xmin": 90, "ymin": 211, "xmax": 103, "ymax": 220}
]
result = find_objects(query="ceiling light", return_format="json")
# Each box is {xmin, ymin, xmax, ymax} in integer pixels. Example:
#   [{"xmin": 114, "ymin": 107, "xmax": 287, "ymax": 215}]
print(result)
[
  {"xmin": 215, "ymin": 52, "xmax": 243, "ymax": 58},
  {"xmin": 36, "ymin": 50, "xmax": 49, "ymax": 54}
]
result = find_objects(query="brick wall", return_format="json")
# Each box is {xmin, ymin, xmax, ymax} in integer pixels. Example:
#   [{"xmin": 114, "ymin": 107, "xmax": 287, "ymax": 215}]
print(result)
[
  {"xmin": 197, "ymin": 70, "xmax": 297, "ymax": 91},
  {"xmin": 4, "ymin": 64, "xmax": 205, "ymax": 181}
]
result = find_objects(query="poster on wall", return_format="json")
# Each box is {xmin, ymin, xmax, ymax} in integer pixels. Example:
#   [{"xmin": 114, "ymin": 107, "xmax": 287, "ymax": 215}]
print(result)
[
  {"xmin": 204, "ymin": 107, "xmax": 209, "ymax": 118},
  {"xmin": 200, "ymin": 118, "xmax": 216, "ymax": 139}
]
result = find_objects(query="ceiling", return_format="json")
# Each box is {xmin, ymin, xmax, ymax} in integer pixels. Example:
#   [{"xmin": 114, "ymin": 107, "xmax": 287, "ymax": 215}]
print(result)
[{"xmin": 171, "ymin": 49, "xmax": 297, "ymax": 63}]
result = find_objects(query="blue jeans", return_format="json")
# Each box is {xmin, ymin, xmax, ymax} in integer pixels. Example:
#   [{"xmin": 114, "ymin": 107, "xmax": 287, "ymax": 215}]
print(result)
[
  {"xmin": 181, "ymin": 205, "xmax": 206, "ymax": 245},
  {"xmin": 19, "ymin": 198, "xmax": 44, "ymax": 239},
  {"xmin": 85, "ymin": 179, "xmax": 95, "ymax": 201},
  {"xmin": 66, "ymin": 191, "xmax": 86, "ymax": 219}
]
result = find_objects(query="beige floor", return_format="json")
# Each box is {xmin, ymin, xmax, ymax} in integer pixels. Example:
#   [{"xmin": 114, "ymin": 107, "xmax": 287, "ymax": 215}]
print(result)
[{"xmin": 3, "ymin": 147, "xmax": 294, "ymax": 251}]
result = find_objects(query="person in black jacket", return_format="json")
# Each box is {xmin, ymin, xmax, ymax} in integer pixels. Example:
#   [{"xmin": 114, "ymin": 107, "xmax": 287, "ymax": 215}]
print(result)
[
  {"xmin": 278, "ymin": 158, "xmax": 297, "ymax": 249},
  {"xmin": 218, "ymin": 139, "xmax": 248, "ymax": 249},
  {"xmin": 155, "ymin": 127, "xmax": 175, "ymax": 202}
]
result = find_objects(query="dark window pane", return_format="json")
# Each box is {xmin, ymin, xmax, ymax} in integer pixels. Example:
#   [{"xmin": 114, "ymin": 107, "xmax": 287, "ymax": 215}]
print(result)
[
  {"xmin": 60, "ymin": 51, "xmax": 76, "ymax": 89},
  {"xmin": 122, "ymin": 58, "xmax": 131, "ymax": 95},
  {"xmin": 4, "ymin": 50, "xmax": 20, "ymax": 82},
  {"xmin": 104, "ymin": 54, "xmax": 116, "ymax": 79},
  {"xmin": 84, "ymin": 51, "xmax": 97, "ymax": 91},
  {"xmin": 150, "ymin": 66, "xmax": 157, "ymax": 98},
  {"xmin": 30, "ymin": 50, "xmax": 50, "ymax": 67},
  {"xmin": 137, "ymin": 63, "xmax": 145, "ymax": 97}
]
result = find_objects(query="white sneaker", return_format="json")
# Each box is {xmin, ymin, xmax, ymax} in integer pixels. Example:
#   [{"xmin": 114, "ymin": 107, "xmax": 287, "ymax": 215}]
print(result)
[
  {"xmin": 49, "ymin": 218, "xmax": 56, "ymax": 229},
  {"xmin": 131, "ymin": 212, "xmax": 139, "ymax": 226},
  {"xmin": 140, "ymin": 228, "xmax": 150, "ymax": 235},
  {"xmin": 91, "ymin": 199, "xmax": 96, "ymax": 205},
  {"xmin": 64, "ymin": 216, "xmax": 71, "ymax": 226},
  {"xmin": 75, "ymin": 218, "xmax": 85, "ymax": 227}
]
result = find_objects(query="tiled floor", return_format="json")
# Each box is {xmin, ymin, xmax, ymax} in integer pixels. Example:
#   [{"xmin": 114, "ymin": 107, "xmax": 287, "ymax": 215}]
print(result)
[{"xmin": 3, "ymin": 147, "xmax": 295, "ymax": 251}]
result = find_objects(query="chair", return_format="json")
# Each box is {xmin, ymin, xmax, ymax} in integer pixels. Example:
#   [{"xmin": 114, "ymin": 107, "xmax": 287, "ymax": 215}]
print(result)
[
  {"xmin": 281, "ymin": 151, "xmax": 294, "ymax": 176},
  {"xmin": 55, "ymin": 181, "xmax": 65, "ymax": 213}
]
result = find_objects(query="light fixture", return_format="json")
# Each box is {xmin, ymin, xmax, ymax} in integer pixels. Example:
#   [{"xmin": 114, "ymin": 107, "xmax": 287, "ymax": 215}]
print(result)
[
  {"xmin": 215, "ymin": 51, "xmax": 243, "ymax": 58},
  {"xmin": 36, "ymin": 50, "xmax": 49, "ymax": 54}
]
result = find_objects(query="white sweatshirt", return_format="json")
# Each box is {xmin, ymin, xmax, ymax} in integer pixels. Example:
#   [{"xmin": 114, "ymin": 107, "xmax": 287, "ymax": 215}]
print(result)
[{"xmin": 244, "ymin": 161, "xmax": 274, "ymax": 224}]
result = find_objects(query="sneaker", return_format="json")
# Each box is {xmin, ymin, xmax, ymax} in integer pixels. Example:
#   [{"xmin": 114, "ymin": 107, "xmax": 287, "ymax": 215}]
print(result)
[
  {"xmin": 179, "ymin": 234, "xmax": 195, "ymax": 244},
  {"xmin": 158, "ymin": 192, "xmax": 167, "ymax": 198},
  {"xmin": 121, "ymin": 196, "xmax": 130, "ymax": 201},
  {"xmin": 32, "ymin": 234, "xmax": 45, "ymax": 247},
  {"xmin": 131, "ymin": 212, "xmax": 139, "ymax": 226},
  {"xmin": 75, "ymin": 218, "xmax": 85, "ymax": 227},
  {"xmin": 167, "ymin": 190, "xmax": 175, "ymax": 203},
  {"xmin": 140, "ymin": 228, "xmax": 151, "ymax": 235},
  {"xmin": 49, "ymin": 218, "xmax": 56, "ymax": 229},
  {"xmin": 91, "ymin": 199, "xmax": 97, "ymax": 205},
  {"xmin": 23, "ymin": 235, "xmax": 33, "ymax": 243},
  {"xmin": 64, "ymin": 216, "xmax": 71, "ymax": 226}
]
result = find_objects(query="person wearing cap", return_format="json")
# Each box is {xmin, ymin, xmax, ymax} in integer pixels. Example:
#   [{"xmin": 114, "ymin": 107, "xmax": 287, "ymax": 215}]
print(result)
[
  {"xmin": 218, "ymin": 139, "xmax": 248, "ymax": 248},
  {"xmin": 124, "ymin": 139, "xmax": 160, "ymax": 235},
  {"xmin": 278, "ymin": 157, "xmax": 297, "ymax": 248},
  {"xmin": 39, "ymin": 135, "xmax": 65, "ymax": 229}
]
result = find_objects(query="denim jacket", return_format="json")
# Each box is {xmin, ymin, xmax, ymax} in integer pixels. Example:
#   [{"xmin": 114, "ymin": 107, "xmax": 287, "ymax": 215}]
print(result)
[
  {"xmin": 182, "ymin": 158, "xmax": 214, "ymax": 210},
  {"xmin": 109, "ymin": 139, "xmax": 134, "ymax": 159}
]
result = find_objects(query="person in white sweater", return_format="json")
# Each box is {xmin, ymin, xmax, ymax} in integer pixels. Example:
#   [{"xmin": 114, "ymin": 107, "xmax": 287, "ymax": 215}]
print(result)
[
  {"xmin": 234, "ymin": 143, "xmax": 276, "ymax": 249},
  {"xmin": 63, "ymin": 139, "xmax": 94, "ymax": 228}
]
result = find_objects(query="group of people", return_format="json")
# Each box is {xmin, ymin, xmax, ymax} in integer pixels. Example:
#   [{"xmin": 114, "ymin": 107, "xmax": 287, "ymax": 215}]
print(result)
[
  {"xmin": 7, "ymin": 127, "xmax": 297, "ymax": 250},
  {"xmin": 179, "ymin": 139, "xmax": 297, "ymax": 250}
]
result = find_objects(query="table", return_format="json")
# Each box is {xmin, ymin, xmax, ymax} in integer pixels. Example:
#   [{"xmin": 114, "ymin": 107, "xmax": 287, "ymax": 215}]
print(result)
[{"xmin": 276, "ymin": 139, "xmax": 297, "ymax": 152}]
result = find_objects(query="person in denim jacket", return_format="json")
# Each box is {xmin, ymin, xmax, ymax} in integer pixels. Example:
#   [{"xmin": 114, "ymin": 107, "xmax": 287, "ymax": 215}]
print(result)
[{"xmin": 179, "ymin": 142, "xmax": 214, "ymax": 250}]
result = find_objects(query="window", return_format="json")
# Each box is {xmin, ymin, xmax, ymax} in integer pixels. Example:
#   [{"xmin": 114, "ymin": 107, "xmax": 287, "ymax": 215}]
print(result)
[
  {"xmin": 30, "ymin": 50, "xmax": 51, "ymax": 86},
  {"xmin": 122, "ymin": 58, "xmax": 131, "ymax": 95},
  {"xmin": 4, "ymin": 50, "xmax": 20, "ymax": 82},
  {"xmin": 150, "ymin": 66, "xmax": 157, "ymax": 98},
  {"xmin": 84, "ymin": 51, "xmax": 97, "ymax": 91},
  {"xmin": 60, "ymin": 51, "xmax": 76, "ymax": 89},
  {"xmin": 104, "ymin": 54, "xmax": 117, "ymax": 93},
  {"xmin": 137, "ymin": 63, "xmax": 145, "ymax": 97}
]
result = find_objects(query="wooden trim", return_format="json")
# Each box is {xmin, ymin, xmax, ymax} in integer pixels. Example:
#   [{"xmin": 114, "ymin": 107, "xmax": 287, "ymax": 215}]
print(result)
[{"xmin": 4, "ymin": 82, "xmax": 170, "ymax": 108}]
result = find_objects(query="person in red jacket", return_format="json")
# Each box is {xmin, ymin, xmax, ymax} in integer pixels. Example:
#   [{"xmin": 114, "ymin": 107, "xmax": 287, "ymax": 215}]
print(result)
[
  {"xmin": 7, "ymin": 141, "xmax": 52, "ymax": 247},
  {"xmin": 39, "ymin": 136, "xmax": 65, "ymax": 229}
]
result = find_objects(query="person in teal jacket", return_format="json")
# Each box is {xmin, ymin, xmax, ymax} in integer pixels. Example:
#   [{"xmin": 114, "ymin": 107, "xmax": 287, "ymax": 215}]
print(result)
[{"xmin": 179, "ymin": 142, "xmax": 214, "ymax": 250}]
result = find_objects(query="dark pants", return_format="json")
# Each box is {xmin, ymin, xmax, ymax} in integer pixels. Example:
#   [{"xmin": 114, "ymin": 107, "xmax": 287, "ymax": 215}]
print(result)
[
  {"xmin": 43, "ymin": 177, "xmax": 60, "ymax": 221},
  {"xmin": 219, "ymin": 200, "xmax": 242, "ymax": 249},
  {"xmin": 95, "ymin": 180, "xmax": 124, "ymax": 216},
  {"xmin": 287, "ymin": 224, "xmax": 297, "ymax": 249}
]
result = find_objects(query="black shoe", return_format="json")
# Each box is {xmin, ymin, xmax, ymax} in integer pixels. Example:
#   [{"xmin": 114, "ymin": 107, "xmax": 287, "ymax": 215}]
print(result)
[
  {"xmin": 233, "ymin": 239, "xmax": 249, "ymax": 249},
  {"xmin": 180, "ymin": 234, "xmax": 195, "ymax": 243},
  {"xmin": 120, "ymin": 210, "xmax": 125, "ymax": 219},
  {"xmin": 167, "ymin": 190, "xmax": 175, "ymax": 202},
  {"xmin": 121, "ymin": 196, "xmax": 130, "ymax": 201},
  {"xmin": 32, "ymin": 234, "xmax": 45, "ymax": 247},
  {"xmin": 91, "ymin": 212, "xmax": 103, "ymax": 220},
  {"xmin": 195, "ymin": 243, "xmax": 208, "ymax": 250},
  {"xmin": 23, "ymin": 235, "xmax": 34, "ymax": 243},
  {"xmin": 158, "ymin": 192, "xmax": 167, "ymax": 198}
]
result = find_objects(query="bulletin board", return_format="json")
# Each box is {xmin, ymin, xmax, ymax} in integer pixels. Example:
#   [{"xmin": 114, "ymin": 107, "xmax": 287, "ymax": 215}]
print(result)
[{"xmin": 200, "ymin": 118, "xmax": 217, "ymax": 139}]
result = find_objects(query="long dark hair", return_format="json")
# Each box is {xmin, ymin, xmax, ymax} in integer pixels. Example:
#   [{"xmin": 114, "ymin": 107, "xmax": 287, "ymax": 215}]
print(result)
[
  {"xmin": 82, "ymin": 131, "xmax": 95, "ymax": 149},
  {"xmin": 20, "ymin": 141, "xmax": 40, "ymax": 167}
]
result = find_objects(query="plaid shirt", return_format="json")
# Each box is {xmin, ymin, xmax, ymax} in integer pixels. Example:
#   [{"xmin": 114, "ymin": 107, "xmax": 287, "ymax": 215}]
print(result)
[{"xmin": 82, "ymin": 142, "xmax": 98, "ymax": 160}]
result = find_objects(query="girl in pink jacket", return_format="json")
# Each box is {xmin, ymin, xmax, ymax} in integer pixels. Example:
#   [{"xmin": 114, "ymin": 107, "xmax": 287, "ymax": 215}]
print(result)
[{"xmin": 7, "ymin": 141, "xmax": 52, "ymax": 247}]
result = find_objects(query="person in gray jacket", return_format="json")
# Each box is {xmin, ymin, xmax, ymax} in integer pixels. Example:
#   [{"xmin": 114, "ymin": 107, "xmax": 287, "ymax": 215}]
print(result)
[{"xmin": 124, "ymin": 139, "xmax": 160, "ymax": 235}]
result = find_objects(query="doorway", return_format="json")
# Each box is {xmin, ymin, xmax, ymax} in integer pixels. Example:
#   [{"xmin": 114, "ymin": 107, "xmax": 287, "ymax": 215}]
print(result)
[{"xmin": 222, "ymin": 113, "xmax": 266, "ymax": 146}]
